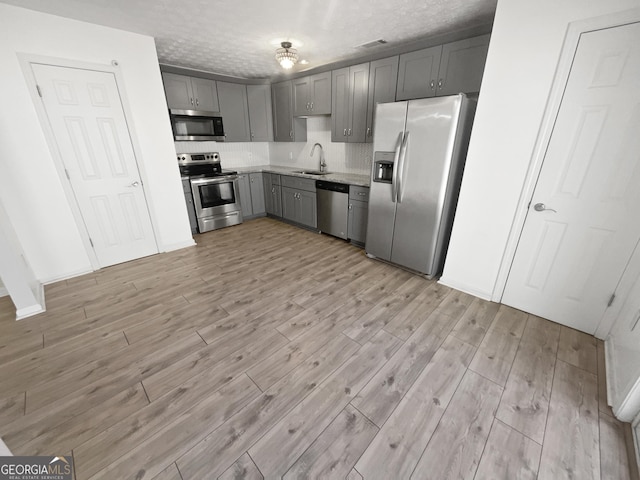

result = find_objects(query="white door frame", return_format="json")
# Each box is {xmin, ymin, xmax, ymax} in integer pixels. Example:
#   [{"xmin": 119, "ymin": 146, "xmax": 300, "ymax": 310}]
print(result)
[
  {"xmin": 491, "ymin": 8, "xmax": 640, "ymax": 339},
  {"xmin": 18, "ymin": 54, "xmax": 160, "ymax": 272}
]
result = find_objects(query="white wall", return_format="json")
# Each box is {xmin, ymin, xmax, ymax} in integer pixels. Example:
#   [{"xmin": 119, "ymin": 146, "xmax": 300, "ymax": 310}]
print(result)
[
  {"xmin": 441, "ymin": 0, "xmax": 640, "ymax": 299},
  {"xmin": 0, "ymin": 4, "xmax": 193, "ymax": 283}
]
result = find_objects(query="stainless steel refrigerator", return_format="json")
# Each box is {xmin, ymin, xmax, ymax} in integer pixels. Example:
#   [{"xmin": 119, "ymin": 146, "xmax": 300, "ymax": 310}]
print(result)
[{"xmin": 365, "ymin": 94, "xmax": 476, "ymax": 277}]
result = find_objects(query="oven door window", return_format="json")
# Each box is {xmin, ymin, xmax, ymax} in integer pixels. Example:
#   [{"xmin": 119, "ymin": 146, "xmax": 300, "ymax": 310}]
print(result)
[{"xmin": 198, "ymin": 181, "xmax": 236, "ymax": 208}]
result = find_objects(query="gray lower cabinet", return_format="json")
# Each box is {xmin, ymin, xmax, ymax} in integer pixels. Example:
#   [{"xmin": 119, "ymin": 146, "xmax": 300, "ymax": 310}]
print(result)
[
  {"xmin": 282, "ymin": 187, "xmax": 317, "ymax": 229},
  {"xmin": 217, "ymin": 82, "xmax": 251, "ymax": 142},
  {"xmin": 249, "ymin": 173, "xmax": 265, "ymax": 215},
  {"xmin": 348, "ymin": 186, "xmax": 369, "ymax": 244},
  {"xmin": 181, "ymin": 178, "xmax": 198, "ymax": 234},
  {"xmin": 281, "ymin": 175, "xmax": 317, "ymax": 228},
  {"xmin": 263, "ymin": 174, "xmax": 282, "ymax": 217},
  {"xmin": 237, "ymin": 172, "xmax": 266, "ymax": 218}
]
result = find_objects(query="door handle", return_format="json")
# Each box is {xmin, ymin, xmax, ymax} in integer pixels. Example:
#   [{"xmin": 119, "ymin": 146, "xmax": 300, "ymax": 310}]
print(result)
[
  {"xmin": 391, "ymin": 132, "xmax": 403, "ymax": 203},
  {"xmin": 128, "ymin": 181, "xmax": 140, "ymax": 188},
  {"xmin": 397, "ymin": 132, "xmax": 409, "ymax": 203},
  {"xmin": 533, "ymin": 203, "xmax": 556, "ymax": 213}
]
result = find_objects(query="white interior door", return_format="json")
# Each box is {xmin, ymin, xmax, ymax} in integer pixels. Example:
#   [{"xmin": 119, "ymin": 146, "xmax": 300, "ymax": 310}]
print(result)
[
  {"xmin": 503, "ymin": 22, "xmax": 640, "ymax": 334},
  {"xmin": 32, "ymin": 63, "xmax": 157, "ymax": 268}
]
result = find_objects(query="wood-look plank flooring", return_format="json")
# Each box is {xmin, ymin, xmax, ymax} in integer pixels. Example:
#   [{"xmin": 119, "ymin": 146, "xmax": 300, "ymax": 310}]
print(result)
[{"xmin": 0, "ymin": 217, "xmax": 635, "ymax": 479}]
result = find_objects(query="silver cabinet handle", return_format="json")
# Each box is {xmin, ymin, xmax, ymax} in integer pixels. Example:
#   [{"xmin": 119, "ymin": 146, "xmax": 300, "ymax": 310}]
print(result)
[
  {"xmin": 271, "ymin": 187, "xmax": 275, "ymax": 193},
  {"xmin": 251, "ymin": 132, "xmax": 255, "ymax": 139},
  {"xmin": 290, "ymin": 131, "xmax": 293, "ymax": 139},
  {"xmin": 250, "ymin": 178, "xmax": 254, "ymax": 183},
  {"xmin": 343, "ymin": 128, "xmax": 347, "ymax": 136},
  {"xmin": 190, "ymin": 97, "xmax": 194, "ymax": 106},
  {"xmin": 437, "ymin": 79, "xmax": 443, "ymax": 89},
  {"xmin": 310, "ymin": 102, "xmax": 313, "ymax": 110},
  {"xmin": 348, "ymin": 128, "xmax": 352, "ymax": 136},
  {"xmin": 196, "ymin": 98, "xmax": 199, "ymax": 106},
  {"xmin": 357, "ymin": 192, "xmax": 366, "ymax": 196},
  {"xmin": 533, "ymin": 203, "xmax": 557, "ymax": 213},
  {"xmin": 306, "ymin": 102, "xmax": 310, "ymax": 110},
  {"xmin": 366, "ymin": 127, "xmax": 371, "ymax": 137},
  {"xmin": 430, "ymin": 80, "xmax": 435, "ymax": 90},
  {"xmin": 348, "ymin": 204, "xmax": 352, "ymax": 210}
]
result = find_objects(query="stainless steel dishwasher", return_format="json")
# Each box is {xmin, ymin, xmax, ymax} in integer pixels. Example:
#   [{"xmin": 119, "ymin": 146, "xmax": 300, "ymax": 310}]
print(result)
[{"xmin": 316, "ymin": 180, "xmax": 349, "ymax": 240}]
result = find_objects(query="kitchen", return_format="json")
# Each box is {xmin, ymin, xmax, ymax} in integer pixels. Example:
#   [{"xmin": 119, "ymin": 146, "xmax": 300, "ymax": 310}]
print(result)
[{"xmin": 0, "ymin": 1, "xmax": 639, "ymax": 479}]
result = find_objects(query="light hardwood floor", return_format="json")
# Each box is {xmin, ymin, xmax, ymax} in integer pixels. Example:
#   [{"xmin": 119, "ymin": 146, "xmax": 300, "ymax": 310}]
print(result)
[{"xmin": 0, "ymin": 217, "xmax": 636, "ymax": 480}]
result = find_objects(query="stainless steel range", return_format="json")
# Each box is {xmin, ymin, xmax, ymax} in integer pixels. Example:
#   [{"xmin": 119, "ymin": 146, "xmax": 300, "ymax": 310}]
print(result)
[{"xmin": 177, "ymin": 152, "xmax": 243, "ymax": 233}]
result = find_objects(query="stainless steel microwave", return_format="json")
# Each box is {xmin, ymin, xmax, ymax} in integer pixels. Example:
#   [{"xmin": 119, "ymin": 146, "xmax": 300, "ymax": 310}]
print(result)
[{"xmin": 169, "ymin": 109, "xmax": 225, "ymax": 141}]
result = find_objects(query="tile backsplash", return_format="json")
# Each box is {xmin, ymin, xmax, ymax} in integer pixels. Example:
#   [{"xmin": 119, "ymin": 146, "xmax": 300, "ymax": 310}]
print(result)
[{"xmin": 174, "ymin": 117, "xmax": 373, "ymax": 175}]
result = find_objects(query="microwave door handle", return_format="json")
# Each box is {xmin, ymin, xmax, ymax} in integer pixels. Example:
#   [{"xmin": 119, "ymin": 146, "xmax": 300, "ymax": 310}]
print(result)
[
  {"xmin": 397, "ymin": 131, "xmax": 409, "ymax": 204},
  {"xmin": 391, "ymin": 132, "xmax": 403, "ymax": 203}
]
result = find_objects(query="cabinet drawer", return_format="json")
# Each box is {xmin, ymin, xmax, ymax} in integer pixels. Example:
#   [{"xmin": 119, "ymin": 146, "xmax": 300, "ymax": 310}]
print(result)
[
  {"xmin": 181, "ymin": 178, "xmax": 192, "ymax": 194},
  {"xmin": 281, "ymin": 175, "xmax": 316, "ymax": 192},
  {"xmin": 270, "ymin": 173, "xmax": 281, "ymax": 185},
  {"xmin": 349, "ymin": 185, "xmax": 369, "ymax": 202}
]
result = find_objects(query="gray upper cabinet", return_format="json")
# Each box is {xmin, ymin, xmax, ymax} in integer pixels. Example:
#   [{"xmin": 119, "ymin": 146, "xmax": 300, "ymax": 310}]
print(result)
[
  {"xmin": 247, "ymin": 84, "xmax": 274, "ymax": 142},
  {"xmin": 331, "ymin": 63, "xmax": 370, "ymax": 143},
  {"xmin": 293, "ymin": 72, "xmax": 332, "ymax": 116},
  {"xmin": 365, "ymin": 56, "xmax": 399, "ymax": 143},
  {"xmin": 436, "ymin": 34, "xmax": 490, "ymax": 96},
  {"xmin": 271, "ymin": 81, "xmax": 307, "ymax": 142},
  {"xmin": 396, "ymin": 34, "xmax": 490, "ymax": 100},
  {"xmin": 217, "ymin": 82, "xmax": 251, "ymax": 142},
  {"xmin": 162, "ymin": 72, "xmax": 220, "ymax": 111},
  {"xmin": 396, "ymin": 46, "xmax": 442, "ymax": 100}
]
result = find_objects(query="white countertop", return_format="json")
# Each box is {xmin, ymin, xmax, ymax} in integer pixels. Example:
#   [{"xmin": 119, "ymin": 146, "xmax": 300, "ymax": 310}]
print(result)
[{"xmin": 231, "ymin": 165, "xmax": 370, "ymax": 187}]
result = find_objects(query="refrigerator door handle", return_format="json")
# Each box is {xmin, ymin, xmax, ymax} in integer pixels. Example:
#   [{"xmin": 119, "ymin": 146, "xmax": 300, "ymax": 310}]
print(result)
[
  {"xmin": 397, "ymin": 131, "xmax": 409, "ymax": 203},
  {"xmin": 391, "ymin": 132, "xmax": 403, "ymax": 202}
]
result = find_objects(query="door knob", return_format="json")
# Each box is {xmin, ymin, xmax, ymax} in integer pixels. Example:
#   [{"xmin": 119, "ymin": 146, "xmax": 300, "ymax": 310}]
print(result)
[
  {"xmin": 533, "ymin": 202, "xmax": 556, "ymax": 213},
  {"xmin": 128, "ymin": 181, "xmax": 140, "ymax": 188}
]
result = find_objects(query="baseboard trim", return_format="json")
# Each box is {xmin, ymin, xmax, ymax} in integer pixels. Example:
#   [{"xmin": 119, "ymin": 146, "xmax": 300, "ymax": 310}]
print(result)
[
  {"xmin": 40, "ymin": 267, "xmax": 94, "ymax": 286},
  {"xmin": 162, "ymin": 239, "xmax": 196, "ymax": 252},
  {"xmin": 437, "ymin": 276, "xmax": 492, "ymax": 301}
]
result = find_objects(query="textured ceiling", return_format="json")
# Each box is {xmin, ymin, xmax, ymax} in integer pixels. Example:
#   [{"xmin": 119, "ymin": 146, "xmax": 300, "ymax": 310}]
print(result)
[{"xmin": 2, "ymin": 0, "xmax": 497, "ymax": 79}]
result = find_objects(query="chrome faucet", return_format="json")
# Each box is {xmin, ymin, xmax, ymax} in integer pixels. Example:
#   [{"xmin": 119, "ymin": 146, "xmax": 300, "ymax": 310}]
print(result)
[{"xmin": 310, "ymin": 143, "xmax": 327, "ymax": 173}]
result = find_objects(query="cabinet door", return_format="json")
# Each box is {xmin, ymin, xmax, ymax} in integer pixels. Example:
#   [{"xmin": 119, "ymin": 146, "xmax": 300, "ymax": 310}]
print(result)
[
  {"xmin": 309, "ymin": 72, "xmax": 332, "ymax": 114},
  {"xmin": 249, "ymin": 173, "xmax": 265, "ymax": 215},
  {"xmin": 366, "ymin": 56, "xmax": 399, "ymax": 143},
  {"xmin": 162, "ymin": 72, "xmax": 194, "ymax": 110},
  {"xmin": 293, "ymin": 77, "xmax": 310, "ymax": 116},
  {"xmin": 348, "ymin": 63, "xmax": 370, "ymax": 143},
  {"xmin": 297, "ymin": 190, "xmax": 317, "ymax": 228},
  {"xmin": 217, "ymin": 82, "xmax": 251, "ymax": 142},
  {"xmin": 331, "ymin": 68, "xmax": 350, "ymax": 142},
  {"xmin": 247, "ymin": 84, "xmax": 274, "ymax": 141},
  {"xmin": 191, "ymin": 77, "xmax": 219, "ymax": 111},
  {"xmin": 237, "ymin": 174, "xmax": 253, "ymax": 217},
  {"xmin": 281, "ymin": 186, "xmax": 297, "ymax": 221},
  {"xmin": 272, "ymin": 81, "xmax": 293, "ymax": 142},
  {"xmin": 348, "ymin": 199, "xmax": 368, "ymax": 244},
  {"xmin": 436, "ymin": 34, "xmax": 490, "ymax": 96},
  {"xmin": 272, "ymin": 184, "xmax": 282, "ymax": 217},
  {"xmin": 396, "ymin": 45, "xmax": 442, "ymax": 100},
  {"xmin": 262, "ymin": 174, "xmax": 273, "ymax": 214}
]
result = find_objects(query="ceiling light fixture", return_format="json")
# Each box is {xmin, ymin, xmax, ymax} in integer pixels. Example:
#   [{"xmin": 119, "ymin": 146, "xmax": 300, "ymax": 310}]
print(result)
[{"xmin": 275, "ymin": 41, "xmax": 298, "ymax": 69}]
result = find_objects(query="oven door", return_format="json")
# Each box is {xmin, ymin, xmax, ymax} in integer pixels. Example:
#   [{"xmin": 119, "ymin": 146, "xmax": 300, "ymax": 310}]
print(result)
[{"xmin": 190, "ymin": 176, "xmax": 241, "ymax": 218}]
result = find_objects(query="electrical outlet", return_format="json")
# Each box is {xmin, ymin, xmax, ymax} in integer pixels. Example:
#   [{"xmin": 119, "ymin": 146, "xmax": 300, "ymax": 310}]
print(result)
[
  {"xmin": 289, "ymin": 152, "xmax": 293, "ymax": 160},
  {"xmin": 248, "ymin": 152, "xmax": 252, "ymax": 161}
]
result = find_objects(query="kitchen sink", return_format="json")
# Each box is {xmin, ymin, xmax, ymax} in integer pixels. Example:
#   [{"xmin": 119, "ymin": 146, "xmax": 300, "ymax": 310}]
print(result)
[{"xmin": 294, "ymin": 170, "xmax": 329, "ymax": 175}]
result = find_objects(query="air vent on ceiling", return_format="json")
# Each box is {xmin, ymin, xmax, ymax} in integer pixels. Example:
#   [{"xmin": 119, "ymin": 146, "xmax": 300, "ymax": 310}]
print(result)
[{"xmin": 356, "ymin": 39, "xmax": 388, "ymax": 49}]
